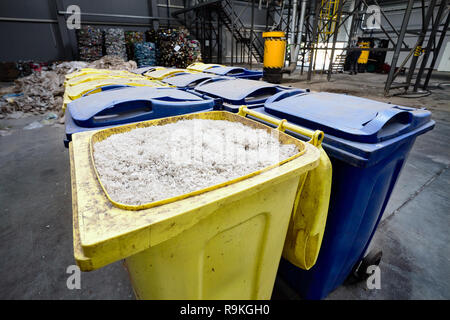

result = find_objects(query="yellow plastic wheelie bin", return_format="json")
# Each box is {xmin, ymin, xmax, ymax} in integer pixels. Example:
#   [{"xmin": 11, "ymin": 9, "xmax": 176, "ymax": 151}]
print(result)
[
  {"xmin": 66, "ymin": 73, "xmax": 147, "ymax": 87},
  {"xmin": 64, "ymin": 68, "xmax": 136, "ymax": 86},
  {"xmin": 186, "ymin": 62, "xmax": 223, "ymax": 72},
  {"xmin": 143, "ymin": 68, "xmax": 195, "ymax": 80},
  {"xmin": 61, "ymin": 78, "xmax": 169, "ymax": 113},
  {"xmin": 70, "ymin": 110, "xmax": 331, "ymax": 300}
]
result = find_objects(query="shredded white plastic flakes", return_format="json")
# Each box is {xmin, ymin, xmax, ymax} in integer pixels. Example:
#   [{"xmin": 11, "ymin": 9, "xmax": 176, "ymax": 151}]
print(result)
[{"xmin": 93, "ymin": 119, "xmax": 299, "ymax": 205}]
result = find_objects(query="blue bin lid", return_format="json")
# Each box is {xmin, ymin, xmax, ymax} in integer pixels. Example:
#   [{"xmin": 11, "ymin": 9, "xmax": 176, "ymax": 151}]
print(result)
[
  {"xmin": 205, "ymin": 66, "xmax": 245, "ymax": 76},
  {"xmin": 67, "ymin": 86, "xmax": 215, "ymax": 128},
  {"xmin": 264, "ymin": 91, "xmax": 432, "ymax": 143},
  {"xmin": 64, "ymin": 102, "xmax": 214, "ymax": 139},
  {"xmin": 193, "ymin": 78, "xmax": 298, "ymax": 105},
  {"xmin": 163, "ymin": 73, "xmax": 219, "ymax": 88},
  {"xmin": 205, "ymin": 66, "xmax": 263, "ymax": 79},
  {"xmin": 131, "ymin": 66, "xmax": 160, "ymax": 75}
]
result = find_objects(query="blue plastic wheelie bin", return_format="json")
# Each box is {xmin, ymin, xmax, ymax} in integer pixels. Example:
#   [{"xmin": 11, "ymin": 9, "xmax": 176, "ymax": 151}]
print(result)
[
  {"xmin": 251, "ymin": 90, "xmax": 435, "ymax": 299},
  {"xmin": 191, "ymin": 77, "xmax": 306, "ymax": 112},
  {"xmin": 161, "ymin": 72, "xmax": 220, "ymax": 89},
  {"xmin": 204, "ymin": 66, "xmax": 263, "ymax": 80},
  {"xmin": 131, "ymin": 66, "xmax": 160, "ymax": 75},
  {"xmin": 63, "ymin": 86, "xmax": 215, "ymax": 148}
]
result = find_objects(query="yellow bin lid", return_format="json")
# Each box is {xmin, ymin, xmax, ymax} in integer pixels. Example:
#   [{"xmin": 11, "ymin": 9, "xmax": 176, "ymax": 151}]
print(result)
[{"xmin": 263, "ymin": 31, "xmax": 286, "ymax": 38}]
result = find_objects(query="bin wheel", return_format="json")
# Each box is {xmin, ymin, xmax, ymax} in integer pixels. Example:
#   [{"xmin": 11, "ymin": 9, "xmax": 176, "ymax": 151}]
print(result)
[{"xmin": 344, "ymin": 250, "xmax": 383, "ymax": 285}]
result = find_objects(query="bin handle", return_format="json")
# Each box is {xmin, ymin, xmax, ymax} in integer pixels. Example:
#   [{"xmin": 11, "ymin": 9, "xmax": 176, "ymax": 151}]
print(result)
[
  {"xmin": 82, "ymin": 85, "xmax": 130, "ymax": 97},
  {"xmin": 237, "ymin": 106, "xmax": 324, "ymax": 147}
]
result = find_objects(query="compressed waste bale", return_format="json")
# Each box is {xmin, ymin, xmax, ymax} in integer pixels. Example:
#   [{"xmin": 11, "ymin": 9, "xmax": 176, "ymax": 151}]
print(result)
[
  {"xmin": 187, "ymin": 39, "xmax": 202, "ymax": 65},
  {"xmin": 104, "ymin": 28, "xmax": 127, "ymax": 60},
  {"xmin": 77, "ymin": 25, "xmax": 103, "ymax": 61},
  {"xmin": 125, "ymin": 31, "xmax": 145, "ymax": 60},
  {"xmin": 133, "ymin": 42, "xmax": 156, "ymax": 67},
  {"xmin": 146, "ymin": 27, "xmax": 202, "ymax": 68},
  {"xmin": 93, "ymin": 119, "xmax": 299, "ymax": 205},
  {"xmin": 145, "ymin": 29, "xmax": 161, "ymax": 64}
]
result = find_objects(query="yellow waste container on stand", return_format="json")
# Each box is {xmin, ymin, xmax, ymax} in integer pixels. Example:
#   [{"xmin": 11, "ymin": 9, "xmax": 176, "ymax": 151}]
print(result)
[
  {"xmin": 70, "ymin": 110, "xmax": 331, "ymax": 300},
  {"xmin": 262, "ymin": 31, "xmax": 287, "ymax": 84}
]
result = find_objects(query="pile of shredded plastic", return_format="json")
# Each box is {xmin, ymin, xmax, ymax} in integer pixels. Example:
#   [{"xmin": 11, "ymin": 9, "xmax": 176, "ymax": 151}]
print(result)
[
  {"xmin": 93, "ymin": 119, "xmax": 299, "ymax": 206},
  {"xmin": 0, "ymin": 56, "xmax": 137, "ymax": 118}
]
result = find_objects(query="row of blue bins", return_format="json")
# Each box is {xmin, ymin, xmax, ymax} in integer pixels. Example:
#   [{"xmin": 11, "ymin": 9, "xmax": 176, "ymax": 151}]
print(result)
[
  {"xmin": 131, "ymin": 65, "xmax": 262, "ymax": 80},
  {"xmin": 63, "ymin": 77, "xmax": 301, "ymax": 146},
  {"xmin": 63, "ymin": 86, "xmax": 216, "ymax": 147},
  {"xmin": 63, "ymin": 75, "xmax": 434, "ymax": 300},
  {"xmin": 202, "ymin": 65, "xmax": 263, "ymax": 80}
]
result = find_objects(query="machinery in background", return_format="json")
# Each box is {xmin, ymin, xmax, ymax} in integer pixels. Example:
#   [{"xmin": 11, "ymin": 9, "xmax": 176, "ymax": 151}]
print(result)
[
  {"xmin": 345, "ymin": 38, "xmax": 389, "ymax": 74},
  {"xmin": 356, "ymin": 40, "xmax": 371, "ymax": 73}
]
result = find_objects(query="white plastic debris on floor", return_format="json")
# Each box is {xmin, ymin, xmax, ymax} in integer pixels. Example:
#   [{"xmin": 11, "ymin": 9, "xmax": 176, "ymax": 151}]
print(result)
[
  {"xmin": 93, "ymin": 119, "xmax": 299, "ymax": 206},
  {"xmin": 0, "ymin": 56, "xmax": 137, "ymax": 120}
]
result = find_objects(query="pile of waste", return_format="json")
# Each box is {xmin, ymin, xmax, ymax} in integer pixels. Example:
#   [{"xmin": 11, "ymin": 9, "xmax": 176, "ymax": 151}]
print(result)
[
  {"xmin": 0, "ymin": 71, "xmax": 65, "ymax": 117},
  {"xmin": 146, "ymin": 27, "xmax": 202, "ymax": 68},
  {"xmin": 87, "ymin": 55, "xmax": 137, "ymax": 71},
  {"xmin": 104, "ymin": 28, "xmax": 127, "ymax": 61},
  {"xmin": 76, "ymin": 25, "xmax": 103, "ymax": 61},
  {"xmin": 133, "ymin": 42, "xmax": 156, "ymax": 67},
  {"xmin": 125, "ymin": 31, "xmax": 145, "ymax": 61},
  {"xmin": 0, "ymin": 56, "xmax": 137, "ymax": 119}
]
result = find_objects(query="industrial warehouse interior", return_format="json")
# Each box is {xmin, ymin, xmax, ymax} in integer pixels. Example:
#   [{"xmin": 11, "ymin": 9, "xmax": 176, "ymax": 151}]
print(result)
[{"xmin": 0, "ymin": 0, "xmax": 449, "ymax": 305}]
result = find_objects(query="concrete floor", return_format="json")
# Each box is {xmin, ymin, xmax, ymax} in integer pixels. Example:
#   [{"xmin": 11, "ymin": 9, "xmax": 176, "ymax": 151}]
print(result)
[{"xmin": 0, "ymin": 72, "xmax": 448, "ymax": 299}]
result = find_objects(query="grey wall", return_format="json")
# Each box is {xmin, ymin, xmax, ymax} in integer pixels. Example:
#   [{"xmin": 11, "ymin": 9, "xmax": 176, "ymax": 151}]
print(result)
[
  {"xmin": 1, "ymin": 0, "xmax": 448, "ymax": 70},
  {"xmin": 0, "ymin": 0, "xmax": 185, "ymax": 62},
  {"xmin": 0, "ymin": 0, "xmax": 272, "ymax": 64}
]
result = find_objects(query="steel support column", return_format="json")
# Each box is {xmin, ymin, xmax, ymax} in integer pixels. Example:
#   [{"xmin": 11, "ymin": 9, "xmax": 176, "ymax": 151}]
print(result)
[
  {"xmin": 384, "ymin": 0, "xmax": 414, "ymax": 96},
  {"xmin": 327, "ymin": 0, "xmax": 345, "ymax": 81},
  {"xmin": 423, "ymin": 7, "xmax": 450, "ymax": 89},
  {"xmin": 403, "ymin": 0, "xmax": 438, "ymax": 91},
  {"xmin": 413, "ymin": 0, "xmax": 448, "ymax": 91}
]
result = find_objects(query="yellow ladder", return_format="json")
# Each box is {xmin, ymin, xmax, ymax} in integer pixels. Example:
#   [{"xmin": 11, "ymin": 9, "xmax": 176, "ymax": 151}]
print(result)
[{"xmin": 312, "ymin": 0, "xmax": 340, "ymax": 74}]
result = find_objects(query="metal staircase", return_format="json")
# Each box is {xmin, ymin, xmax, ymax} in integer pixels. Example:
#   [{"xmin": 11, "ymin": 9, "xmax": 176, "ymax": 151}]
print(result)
[
  {"xmin": 220, "ymin": 0, "xmax": 264, "ymax": 62},
  {"xmin": 173, "ymin": 0, "xmax": 264, "ymax": 63}
]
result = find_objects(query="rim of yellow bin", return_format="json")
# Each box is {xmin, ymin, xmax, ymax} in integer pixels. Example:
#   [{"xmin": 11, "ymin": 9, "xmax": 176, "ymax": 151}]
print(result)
[
  {"xmin": 263, "ymin": 31, "xmax": 286, "ymax": 38},
  {"xmin": 66, "ymin": 79, "xmax": 169, "ymax": 99},
  {"xmin": 89, "ymin": 111, "xmax": 308, "ymax": 211}
]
